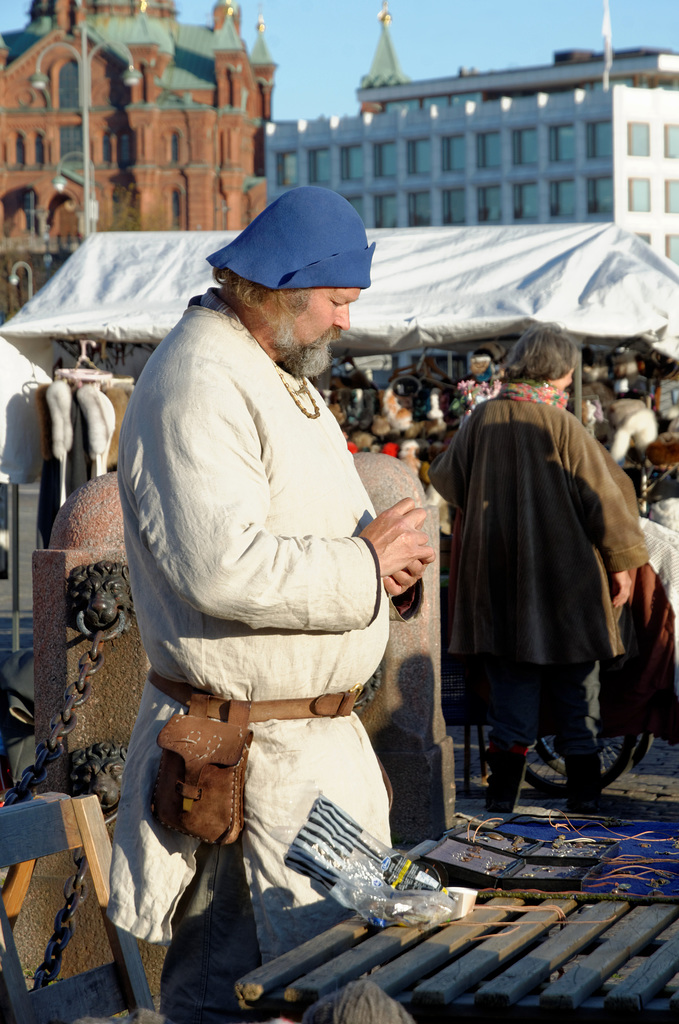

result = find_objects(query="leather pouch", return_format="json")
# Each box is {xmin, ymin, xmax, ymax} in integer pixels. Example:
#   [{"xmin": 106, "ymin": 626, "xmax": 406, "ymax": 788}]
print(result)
[{"xmin": 151, "ymin": 692, "xmax": 253, "ymax": 844}]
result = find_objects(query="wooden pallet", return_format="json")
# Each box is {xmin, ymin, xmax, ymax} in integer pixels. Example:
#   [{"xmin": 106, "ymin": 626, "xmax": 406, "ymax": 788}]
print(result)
[
  {"xmin": 0, "ymin": 792, "xmax": 153, "ymax": 1024},
  {"xmin": 236, "ymin": 896, "xmax": 679, "ymax": 1021}
]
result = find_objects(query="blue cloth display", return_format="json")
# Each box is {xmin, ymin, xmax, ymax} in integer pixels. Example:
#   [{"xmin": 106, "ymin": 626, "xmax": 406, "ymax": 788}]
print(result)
[
  {"xmin": 206, "ymin": 186, "xmax": 375, "ymax": 289},
  {"xmin": 497, "ymin": 819, "xmax": 679, "ymax": 897}
]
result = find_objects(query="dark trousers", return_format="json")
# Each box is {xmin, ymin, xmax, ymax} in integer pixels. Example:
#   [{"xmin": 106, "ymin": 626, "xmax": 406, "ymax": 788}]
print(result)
[
  {"xmin": 159, "ymin": 835, "xmax": 264, "ymax": 1024},
  {"xmin": 483, "ymin": 656, "xmax": 601, "ymax": 756}
]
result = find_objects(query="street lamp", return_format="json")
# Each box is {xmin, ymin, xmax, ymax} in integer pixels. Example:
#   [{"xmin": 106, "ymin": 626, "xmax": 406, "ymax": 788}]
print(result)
[
  {"xmin": 29, "ymin": 1, "xmax": 141, "ymax": 237},
  {"xmin": 51, "ymin": 149, "xmax": 98, "ymax": 231},
  {"xmin": 8, "ymin": 261, "xmax": 34, "ymax": 301}
]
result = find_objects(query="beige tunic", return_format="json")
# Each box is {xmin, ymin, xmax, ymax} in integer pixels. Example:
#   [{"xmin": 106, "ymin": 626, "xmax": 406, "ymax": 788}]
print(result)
[{"xmin": 108, "ymin": 306, "xmax": 391, "ymax": 958}]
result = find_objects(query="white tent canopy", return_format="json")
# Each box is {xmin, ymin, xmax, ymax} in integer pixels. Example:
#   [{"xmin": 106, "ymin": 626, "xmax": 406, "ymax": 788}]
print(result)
[
  {"xmin": 4, "ymin": 222, "xmax": 679, "ymax": 357},
  {"xmin": 3, "ymin": 221, "xmax": 679, "ymax": 483}
]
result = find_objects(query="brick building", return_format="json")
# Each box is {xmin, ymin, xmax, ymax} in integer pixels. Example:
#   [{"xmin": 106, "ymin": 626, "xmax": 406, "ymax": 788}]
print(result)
[{"xmin": 0, "ymin": 0, "xmax": 275, "ymax": 244}]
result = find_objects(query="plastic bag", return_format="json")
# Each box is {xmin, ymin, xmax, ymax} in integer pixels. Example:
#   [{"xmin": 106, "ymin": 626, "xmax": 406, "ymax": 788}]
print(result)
[{"xmin": 285, "ymin": 794, "xmax": 476, "ymax": 928}]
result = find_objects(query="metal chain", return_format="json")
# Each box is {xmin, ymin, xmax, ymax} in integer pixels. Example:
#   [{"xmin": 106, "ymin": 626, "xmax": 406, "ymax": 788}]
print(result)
[{"xmin": 1, "ymin": 598, "xmax": 129, "ymax": 988}]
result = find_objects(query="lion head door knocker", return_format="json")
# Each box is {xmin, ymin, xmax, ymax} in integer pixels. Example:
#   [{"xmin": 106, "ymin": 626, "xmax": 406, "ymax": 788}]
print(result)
[
  {"xmin": 67, "ymin": 560, "xmax": 134, "ymax": 641},
  {"xmin": 70, "ymin": 741, "xmax": 127, "ymax": 812}
]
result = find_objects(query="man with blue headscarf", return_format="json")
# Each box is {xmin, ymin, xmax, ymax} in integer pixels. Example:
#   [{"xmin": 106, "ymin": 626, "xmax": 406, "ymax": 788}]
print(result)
[{"xmin": 108, "ymin": 187, "xmax": 434, "ymax": 1024}]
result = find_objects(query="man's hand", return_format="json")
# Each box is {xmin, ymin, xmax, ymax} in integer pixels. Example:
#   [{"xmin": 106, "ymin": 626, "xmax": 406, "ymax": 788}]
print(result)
[
  {"xmin": 360, "ymin": 499, "xmax": 435, "ymax": 590},
  {"xmin": 610, "ymin": 569, "xmax": 632, "ymax": 608}
]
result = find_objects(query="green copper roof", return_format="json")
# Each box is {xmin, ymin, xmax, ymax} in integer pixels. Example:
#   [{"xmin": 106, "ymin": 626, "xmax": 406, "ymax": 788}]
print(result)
[
  {"xmin": 3, "ymin": 18, "xmax": 52, "ymax": 60},
  {"xmin": 360, "ymin": 20, "xmax": 410, "ymax": 88},
  {"xmin": 212, "ymin": 13, "xmax": 243, "ymax": 52},
  {"xmin": 250, "ymin": 28, "xmax": 273, "ymax": 65}
]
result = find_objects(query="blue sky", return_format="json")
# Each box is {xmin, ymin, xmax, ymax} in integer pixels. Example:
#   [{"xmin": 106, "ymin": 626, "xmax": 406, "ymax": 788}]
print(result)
[{"xmin": 4, "ymin": 0, "xmax": 678, "ymax": 121}]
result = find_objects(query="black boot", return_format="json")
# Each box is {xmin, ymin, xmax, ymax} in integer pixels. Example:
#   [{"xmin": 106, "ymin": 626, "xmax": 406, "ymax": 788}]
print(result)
[
  {"xmin": 565, "ymin": 753, "xmax": 601, "ymax": 814},
  {"xmin": 485, "ymin": 750, "xmax": 526, "ymax": 813}
]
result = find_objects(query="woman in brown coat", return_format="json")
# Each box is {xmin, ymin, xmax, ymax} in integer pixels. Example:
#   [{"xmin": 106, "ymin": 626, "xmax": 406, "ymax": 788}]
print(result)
[{"xmin": 429, "ymin": 323, "xmax": 649, "ymax": 813}]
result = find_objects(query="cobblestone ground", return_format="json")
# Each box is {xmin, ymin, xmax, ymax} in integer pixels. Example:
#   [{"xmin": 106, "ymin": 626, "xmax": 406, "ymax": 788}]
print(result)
[{"xmin": 448, "ymin": 724, "xmax": 679, "ymax": 824}]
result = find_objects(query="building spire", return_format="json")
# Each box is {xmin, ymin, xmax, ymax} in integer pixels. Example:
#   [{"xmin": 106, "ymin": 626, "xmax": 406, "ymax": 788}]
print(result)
[
  {"xmin": 378, "ymin": 1, "xmax": 392, "ymax": 27},
  {"xmin": 361, "ymin": 2, "xmax": 410, "ymax": 89},
  {"xmin": 251, "ymin": 3, "xmax": 273, "ymax": 65}
]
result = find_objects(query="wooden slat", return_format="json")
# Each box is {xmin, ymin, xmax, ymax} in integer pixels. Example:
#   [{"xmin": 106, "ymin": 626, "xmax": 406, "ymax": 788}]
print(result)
[
  {"xmin": 370, "ymin": 899, "xmax": 525, "ymax": 997},
  {"xmin": 412, "ymin": 899, "xmax": 577, "ymax": 1007},
  {"xmin": 236, "ymin": 917, "xmax": 369, "ymax": 1003},
  {"xmin": 71, "ymin": 796, "xmax": 154, "ymax": 1012},
  {"xmin": 284, "ymin": 923, "xmax": 435, "ymax": 1003},
  {"xmin": 475, "ymin": 899, "xmax": 631, "ymax": 1008},
  {"xmin": 540, "ymin": 903, "xmax": 679, "ymax": 1010},
  {"xmin": 29, "ymin": 964, "xmax": 127, "ymax": 1023},
  {"xmin": 604, "ymin": 929, "xmax": 679, "ymax": 1013},
  {"xmin": 2, "ymin": 860, "xmax": 36, "ymax": 928},
  {"xmin": 0, "ymin": 881, "xmax": 37, "ymax": 1024},
  {"xmin": 0, "ymin": 795, "xmax": 81, "ymax": 863}
]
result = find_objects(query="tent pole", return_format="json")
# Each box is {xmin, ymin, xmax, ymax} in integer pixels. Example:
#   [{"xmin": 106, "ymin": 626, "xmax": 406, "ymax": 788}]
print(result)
[
  {"xmin": 573, "ymin": 348, "xmax": 583, "ymax": 424},
  {"xmin": 10, "ymin": 485, "xmax": 19, "ymax": 652}
]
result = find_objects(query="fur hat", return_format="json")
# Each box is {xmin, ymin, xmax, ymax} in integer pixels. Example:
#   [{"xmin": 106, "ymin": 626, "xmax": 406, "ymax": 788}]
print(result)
[
  {"xmin": 650, "ymin": 497, "xmax": 679, "ymax": 533},
  {"xmin": 206, "ymin": 186, "xmax": 375, "ymax": 289},
  {"xmin": 608, "ymin": 398, "xmax": 658, "ymax": 464},
  {"xmin": 302, "ymin": 979, "xmax": 415, "ymax": 1024}
]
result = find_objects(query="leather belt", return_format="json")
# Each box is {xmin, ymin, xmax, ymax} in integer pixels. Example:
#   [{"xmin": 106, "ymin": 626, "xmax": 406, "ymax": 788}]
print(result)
[{"xmin": 148, "ymin": 669, "xmax": 358, "ymax": 723}]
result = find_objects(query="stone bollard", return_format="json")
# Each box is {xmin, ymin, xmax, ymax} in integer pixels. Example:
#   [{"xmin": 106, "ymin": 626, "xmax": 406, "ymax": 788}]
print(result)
[
  {"xmin": 355, "ymin": 453, "xmax": 456, "ymax": 843},
  {"xmin": 18, "ymin": 473, "xmax": 164, "ymax": 991}
]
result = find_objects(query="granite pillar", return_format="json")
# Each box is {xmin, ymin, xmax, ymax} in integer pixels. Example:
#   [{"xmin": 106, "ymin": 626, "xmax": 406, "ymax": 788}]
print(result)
[
  {"xmin": 355, "ymin": 453, "xmax": 456, "ymax": 843},
  {"xmin": 20, "ymin": 473, "xmax": 163, "ymax": 990}
]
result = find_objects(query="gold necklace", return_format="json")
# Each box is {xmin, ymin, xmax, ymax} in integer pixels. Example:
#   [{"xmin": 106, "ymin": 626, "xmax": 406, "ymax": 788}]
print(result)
[{"xmin": 273, "ymin": 363, "xmax": 321, "ymax": 419}]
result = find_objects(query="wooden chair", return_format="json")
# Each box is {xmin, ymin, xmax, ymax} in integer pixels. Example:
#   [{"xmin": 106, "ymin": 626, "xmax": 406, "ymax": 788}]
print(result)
[{"xmin": 0, "ymin": 792, "xmax": 153, "ymax": 1024}]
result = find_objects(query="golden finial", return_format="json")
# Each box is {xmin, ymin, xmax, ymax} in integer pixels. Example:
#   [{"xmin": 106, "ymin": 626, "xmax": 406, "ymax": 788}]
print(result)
[
  {"xmin": 257, "ymin": 6, "xmax": 265, "ymax": 32},
  {"xmin": 140, "ymin": 0, "xmax": 147, "ymax": 11},
  {"xmin": 378, "ymin": 1, "xmax": 391, "ymax": 26},
  {"xmin": 226, "ymin": 3, "xmax": 234, "ymax": 16}
]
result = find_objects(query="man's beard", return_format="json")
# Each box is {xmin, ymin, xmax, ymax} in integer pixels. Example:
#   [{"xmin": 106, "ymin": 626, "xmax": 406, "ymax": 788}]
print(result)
[{"xmin": 274, "ymin": 323, "xmax": 341, "ymax": 378}]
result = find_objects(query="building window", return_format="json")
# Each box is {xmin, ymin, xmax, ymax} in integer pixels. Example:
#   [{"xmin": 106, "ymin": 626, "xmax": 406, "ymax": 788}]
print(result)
[
  {"xmin": 549, "ymin": 179, "xmax": 575, "ymax": 217},
  {"xmin": 423, "ymin": 95, "xmax": 449, "ymax": 109},
  {"xmin": 666, "ymin": 236, "xmax": 679, "ymax": 264},
  {"xmin": 60, "ymin": 125, "xmax": 83, "ymax": 160},
  {"xmin": 118, "ymin": 133, "xmax": 132, "ymax": 168},
  {"xmin": 666, "ymin": 126, "xmax": 679, "ymax": 159},
  {"xmin": 477, "ymin": 185, "xmax": 501, "ymax": 222},
  {"xmin": 58, "ymin": 61, "xmax": 80, "ymax": 109},
  {"xmin": 341, "ymin": 145, "xmax": 363, "ymax": 181},
  {"xmin": 407, "ymin": 191, "xmax": 431, "ymax": 226},
  {"xmin": 308, "ymin": 148, "xmax": 330, "ymax": 184},
  {"xmin": 276, "ymin": 151, "xmax": 297, "ymax": 186},
  {"xmin": 549, "ymin": 124, "xmax": 575, "ymax": 162},
  {"xmin": 512, "ymin": 128, "xmax": 537, "ymax": 165},
  {"xmin": 441, "ymin": 135, "xmax": 465, "ymax": 172},
  {"xmin": 374, "ymin": 141, "xmax": 396, "ymax": 178},
  {"xmin": 23, "ymin": 189, "xmax": 36, "ymax": 233},
  {"xmin": 513, "ymin": 182, "xmax": 538, "ymax": 219},
  {"xmin": 171, "ymin": 190, "xmax": 181, "ymax": 229},
  {"xmin": 586, "ymin": 121, "xmax": 612, "ymax": 158},
  {"xmin": 629, "ymin": 179, "xmax": 651, "ymax": 212},
  {"xmin": 442, "ymin": 188, "xmax": 465, "ymax": 224},
  {"xmin": 477, "ymin": 131, "xmax": 501, "ymax": 169},
  {"xmin": 346, "ymin": 196, "xmax": 364, "ymax": 220},
  {"xmin": 636, "ymin": 233, "xmax": 651, "ymax": 243},
  {"xmin": 102, "ymin": 133, "xmax": 112, "ymax": 163},
  {"xmin": 374, "ymin": 193, "xmax": 397, "ymax": 228},
  {"xmin": 35, "ymin": 134, "xmax": 45, "ymax": 165},
  {"xmin": 667, "ymin": 181, "xmax": 679, "ymax": 213},
  {"xmin": 171, "ymin": 133, "xmax": 180, "ymax": 163},
  {"xmin": 628, "ymin": 123, "xmax": 650, "ymax": 157},
  {"xmin": 587, "ymin": 177, "xmax": 613, "ymax": 214},
  {"xmin": 15, "ymin": 135, "xmax": 25, "ymax": 166},
  {"xmin": 407, "ymin": 138, "xmax": 431, "ymax": 175}
]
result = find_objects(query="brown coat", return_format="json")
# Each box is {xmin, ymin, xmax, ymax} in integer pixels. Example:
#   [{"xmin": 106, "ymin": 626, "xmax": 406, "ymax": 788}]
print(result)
[{"xmin": 429, "ymin": 398, "xmax": 649, "ymax": 664}]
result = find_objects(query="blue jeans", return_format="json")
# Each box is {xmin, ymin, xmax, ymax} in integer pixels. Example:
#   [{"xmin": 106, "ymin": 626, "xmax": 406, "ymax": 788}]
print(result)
[{"xmin": 483, "ymin": 656, "xmax": 601, "ymax": 756}]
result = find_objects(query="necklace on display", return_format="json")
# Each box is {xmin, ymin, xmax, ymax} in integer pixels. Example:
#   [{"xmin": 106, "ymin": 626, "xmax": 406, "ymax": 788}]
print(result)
[{"xmin": 273, "ymin": 363, "xmax": 321, "ymax": 419}]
